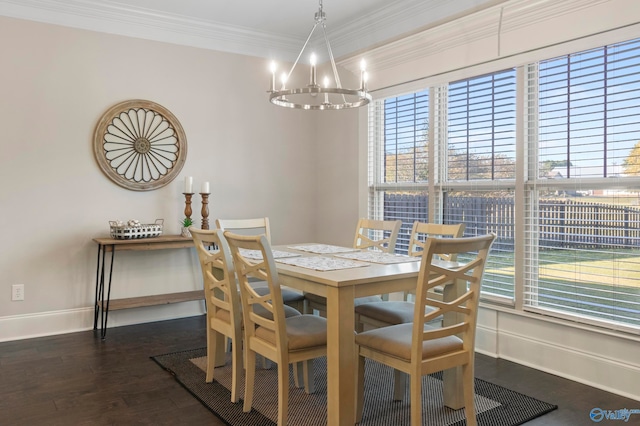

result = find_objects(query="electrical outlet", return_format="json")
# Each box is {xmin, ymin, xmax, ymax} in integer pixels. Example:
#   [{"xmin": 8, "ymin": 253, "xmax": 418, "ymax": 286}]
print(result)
[{"xmin": 12, "ymin": 284, "xmax": 24, "ymax": 301}]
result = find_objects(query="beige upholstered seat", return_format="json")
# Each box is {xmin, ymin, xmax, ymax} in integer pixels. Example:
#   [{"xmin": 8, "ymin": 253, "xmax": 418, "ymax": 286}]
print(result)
[
  {"xmin": 191, "ymin": 228, "xmax": 301, "ymax": 403},
  {"xmin": 305, "ymin": 218, "xmax": 403, "ymax": 316},
  {"xmin": 224, "ymin": 231, "xmax": 327, "ymax": 426},
  {"xmin": 216, "ymin": 217, "xmax": 306, "ymax": 313},
  {"xmin": 355, "ymin": 233, "xmax": 496, "ymax": 426}
]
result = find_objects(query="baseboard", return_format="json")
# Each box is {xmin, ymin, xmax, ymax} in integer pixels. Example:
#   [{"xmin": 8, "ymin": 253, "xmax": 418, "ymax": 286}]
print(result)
[
  {"xmin": 0, "ymin": 302, "xmax": 205, "ymax": 342},
  {"xmin": 475, "ymin": 307, "xmax": 640, "ymax": 402}
]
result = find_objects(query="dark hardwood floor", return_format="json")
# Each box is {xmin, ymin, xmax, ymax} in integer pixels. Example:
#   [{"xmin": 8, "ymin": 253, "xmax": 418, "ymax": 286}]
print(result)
[{"xmin": 0, "ymin": 315, "xmax": 636, "ymax": 425}]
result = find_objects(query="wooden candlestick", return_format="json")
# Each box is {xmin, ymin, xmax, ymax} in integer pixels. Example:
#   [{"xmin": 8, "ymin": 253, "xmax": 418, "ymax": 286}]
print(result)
[
  {"xmin": 183, "ymin": 193, "xmax": 194, "ymax": 223},
  {"xmin": 200, "ymin": 193, "xmax": 210, "ymax": 230}
]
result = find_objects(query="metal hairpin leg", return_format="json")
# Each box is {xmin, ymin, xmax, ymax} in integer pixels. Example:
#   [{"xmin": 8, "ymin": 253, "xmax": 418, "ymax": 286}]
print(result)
[
  {"xmin": 94, "ymin": 244, "xmax": 116, "ymax": 339},
  {"xmin": 93, "ymin": 244, "xmax": 103, "ymax": 331}
]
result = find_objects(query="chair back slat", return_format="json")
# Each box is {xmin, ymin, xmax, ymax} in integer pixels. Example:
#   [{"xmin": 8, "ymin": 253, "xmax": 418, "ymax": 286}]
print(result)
[
  {"xmin": 216, "ymin": 217, "xmax": 271, "ymax": 242},
  {"xmin": 354, "ymin": 218, "xmax": 402, "ymax": 253},
  {"xmin": 190, "ymin": 228, "xmax": 241, "ymax": 328},
  {"xmin": 413, "ymin": 234, "xmax": 495, "ymax": 356},
  {"xmin": 408, "ymin": 222, "xmax": 465, "ymax": 260},
  {"xmin": 224, "ymin": 231, "xmax": 287, "ymax": 353}
]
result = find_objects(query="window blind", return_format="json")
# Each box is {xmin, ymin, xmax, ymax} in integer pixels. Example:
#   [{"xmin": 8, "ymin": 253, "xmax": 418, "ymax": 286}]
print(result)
[
  {"xmin": 442, "ymin": 70, "xmax": 517, "ymax": 300},
  {"xmin": 524, "ymin": 39, "xmax": 640, "ymax": 331},
  {"xmin": 369, "ymin": 91, "xmax": 430, "ymax": 254}
]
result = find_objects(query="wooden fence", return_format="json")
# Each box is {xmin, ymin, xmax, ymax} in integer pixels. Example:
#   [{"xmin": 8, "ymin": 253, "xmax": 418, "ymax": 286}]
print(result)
[{"xmin": 384, "ymin": 194, "xmax": 640, "ymax": 252}]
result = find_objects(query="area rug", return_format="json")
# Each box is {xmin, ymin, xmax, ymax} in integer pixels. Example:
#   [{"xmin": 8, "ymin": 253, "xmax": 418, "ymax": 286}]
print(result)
[{"xmin": 152, "ymin": 348, "xmax": 557, "ymax": 426}]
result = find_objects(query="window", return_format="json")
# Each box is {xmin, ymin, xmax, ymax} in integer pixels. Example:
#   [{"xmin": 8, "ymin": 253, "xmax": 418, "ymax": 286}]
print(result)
[
  {"xmin": 368, "ymin": 38, "xmax": 640, "ymax": 332},
  {"xmin": 525, "ymin": 39, "xmax": 640, "ymax": 330},
  {"xmin": 369, "ymin": 91, "xmax": 429, "ymax": 253},
  {"xmin": 442, "ymin": 70, "xmax": 517, "ymax": 300}
]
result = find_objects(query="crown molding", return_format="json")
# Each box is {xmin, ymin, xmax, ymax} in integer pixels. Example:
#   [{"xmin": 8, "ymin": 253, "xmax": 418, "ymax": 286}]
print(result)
[
  {"xmin": 328, "ymin": 0, "xmax": 507, "ymax": 60},
  {"xmin": 0, "ymin": 0, "xmax": 303, "ymax": 60},
  {"xmin": 0, "ymin": 0, "xmax": 504, "ymax": 63},
  {"xmin": 337, "ymin": 0, "xmax": 611, "ymax": 74}
]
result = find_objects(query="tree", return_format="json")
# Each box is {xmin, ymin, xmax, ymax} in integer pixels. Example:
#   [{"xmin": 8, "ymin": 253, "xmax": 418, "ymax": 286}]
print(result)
[{"xmin": 622, "ymin": 141, "xmax": 640, "ymax": 176}]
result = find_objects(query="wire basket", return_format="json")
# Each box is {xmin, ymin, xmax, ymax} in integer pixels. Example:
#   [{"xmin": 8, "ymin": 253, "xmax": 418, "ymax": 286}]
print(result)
[{"xmin": 109, "ymin": 219, "xmax": 164, "ymax": 240}]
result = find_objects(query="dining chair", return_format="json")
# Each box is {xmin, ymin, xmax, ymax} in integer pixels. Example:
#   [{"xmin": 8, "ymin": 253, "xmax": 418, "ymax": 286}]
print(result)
[
  {"xmin": 355, "ymin": 222, "xmax": 466, "ymax": 331},
  {"xmin": 353, "ymin": 221, "xmax": 466, "ymax": 398},
  {"xmin": 355, "ymin": 233, "xmax": 496, "ymax": 426},
  {"xmin": 190, "ymin": 228, "xmax": 243, "ymax": 403},
  {"xmin": 191, "ymin": 227, "xmax": 304, "ymax": 392},
  {"xmin": 224, "ymin": 231, "xmax": 327, "ymax": 426},
  {"xmin": 304, "ymin": 218, "xmax": 403, "ymax": 316},
  {"xmin": 216, "ymin": 217, "xmax": 306, "ymax": 313},
  {"xmin": 353, "ymin": 218, "xmax": 403, "ymax": 253}
]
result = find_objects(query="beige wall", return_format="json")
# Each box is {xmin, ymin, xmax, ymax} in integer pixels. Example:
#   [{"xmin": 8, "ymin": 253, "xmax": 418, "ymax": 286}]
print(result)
[{"xmin": 0, "ymin": 16, "xmax": 353, "ymax": 338}]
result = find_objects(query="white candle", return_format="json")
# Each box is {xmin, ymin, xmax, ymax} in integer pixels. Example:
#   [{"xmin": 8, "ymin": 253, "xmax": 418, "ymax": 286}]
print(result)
[
  {"xmin": 269, "ymin": 61, "xmax": 277, "ymax": 92},
  {"xmin": 310, "ymin": 53, "xmax": 317, "ymax": 86},
  {"xmin": 184, "ymin": 176, "xmax": 193, "ymax": 193},
  {"xmin": 201, "ymin": 181, "xmax": 210, "ymax": 194},
  {"xmin": 360, "ymin": 59, "xmax": 367, "ymax": 91},
  {"xmin": 323, "ymin": 76, "xmax": 330, "ymax": 104}
]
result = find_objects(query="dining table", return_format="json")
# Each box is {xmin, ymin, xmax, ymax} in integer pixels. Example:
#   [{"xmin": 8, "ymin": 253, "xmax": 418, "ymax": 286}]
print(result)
[{"xmin": 272, "ymin": 243, "xmax": 467, "ymax": 426}]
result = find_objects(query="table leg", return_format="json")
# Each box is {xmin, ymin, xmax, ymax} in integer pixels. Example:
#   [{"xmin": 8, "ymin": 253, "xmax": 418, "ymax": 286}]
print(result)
[
  {"xmin": 93, "ymin": 244, "xmax": 103, "ymax": 330},
  {"xmin": 101, "ymin": 245, "xmax": 116, "ymax": 339},
  {"xmin": 442, "ymin": 278, "xmax": 465, "ymax": 409},
  {"xmin": 326, "ymin": 285, "xmax": 356, "ymax": 426}
]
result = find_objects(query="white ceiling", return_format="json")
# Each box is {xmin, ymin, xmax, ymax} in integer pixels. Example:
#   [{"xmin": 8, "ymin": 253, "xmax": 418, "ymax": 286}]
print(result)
[{"xmin": 0, "ymin": 0, "xmax": 499, "ymax": 61}]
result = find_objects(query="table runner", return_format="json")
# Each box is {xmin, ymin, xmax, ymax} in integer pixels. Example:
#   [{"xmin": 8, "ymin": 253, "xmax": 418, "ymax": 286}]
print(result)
[
  {"xmin": 288, "ymin": 244, "xmax": 358, "ymax": 254},
  {"xmin": 335, "ymin": 251, "xmax": 421, "ymax": 264},
  {"xmin": 276, "ymin": 256, "xmax": 368, "ymax": 271}
]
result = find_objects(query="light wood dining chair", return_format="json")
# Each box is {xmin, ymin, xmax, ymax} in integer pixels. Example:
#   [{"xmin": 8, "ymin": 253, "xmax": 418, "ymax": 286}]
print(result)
[
  {"xmin": 354, "ymin": 221, "xmax": 466, "ymax": 399},
  {"xmin": 355, "ymin": 222, "xmax": 466, "ymax": 330},
  {"xmin": 190, "ymin": 228, "xmax": 243, "ymax": 403},
  {"xmin": 216, "ymin": 217, "xmax": 306, "ymax": 313},
  {"xmin": 305, "ymin": 218, "xmax": 403, "ymax": 316},
  {"xmin": 355, "ymin": 233, "xmax": 496, "ymax": 426},
  {"xmin": 353, "ymin": 218, "xmax": 403, "ymax": 253},
  {"xmin": 192, "ymin": 227, "xmax": 304, "ymax": 394},
  {"xmin": 224, "ymin": 231, "xmax": 328, "ymax": 426}
]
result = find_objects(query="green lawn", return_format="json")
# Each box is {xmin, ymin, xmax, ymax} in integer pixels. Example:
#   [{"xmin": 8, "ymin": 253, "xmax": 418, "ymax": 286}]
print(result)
[{"xmin": 478, "ymin": 248, "xmax": 640, "ymax": 327}]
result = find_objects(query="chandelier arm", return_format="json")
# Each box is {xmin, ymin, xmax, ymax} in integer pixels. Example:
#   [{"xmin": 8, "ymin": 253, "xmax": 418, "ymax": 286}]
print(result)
[
  {"xmin": 321, "ymin": 24, "xmax": 348, "ymax": 105},
  {"xmin": 286, "ymin": 23, "xmax": 319, "ymax": 84}
]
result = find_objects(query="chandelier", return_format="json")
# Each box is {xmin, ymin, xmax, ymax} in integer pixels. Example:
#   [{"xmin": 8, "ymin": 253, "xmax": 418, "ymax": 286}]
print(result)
[{"xmin": 268, "ymin": 0, "xmax": 372, "ymax": 110}]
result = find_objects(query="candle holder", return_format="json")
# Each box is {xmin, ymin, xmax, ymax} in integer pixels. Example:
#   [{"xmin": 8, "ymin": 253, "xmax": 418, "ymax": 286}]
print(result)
[
  {"xmin": 200, "ymin": 193, "xmax": 210, "ymax": 230},
  {"xmin": 183, "ymin": 192, "xmax": 194, "ymax": 225}
]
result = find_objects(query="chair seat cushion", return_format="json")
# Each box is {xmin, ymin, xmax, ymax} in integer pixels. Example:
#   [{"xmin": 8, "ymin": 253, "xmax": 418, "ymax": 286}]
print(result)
[
  {"xmin": 255, "ymin": 315, "xmax": 327, "ymax": 350},
  {"xmin": 215, "ymin": 304, "xmax": 300, "ymax": 323},
  {"xmin": 355, "ymin": 301, "xmax": 439, "ymax": 325},
  {"xmin": 254, "ymin": 286, "xmax": 305, "ymax": 303},
  {"xmin": 355, "ymin": 323, "xmax": 462, "ymax": 361}
]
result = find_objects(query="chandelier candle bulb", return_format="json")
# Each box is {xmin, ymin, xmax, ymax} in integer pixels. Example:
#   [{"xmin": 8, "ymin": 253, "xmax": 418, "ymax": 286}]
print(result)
[
  {"xmin": 360, "ymin": 59, "xmax": 367, "ymax": 91},
  {"xmin": 269, "ymin": 61, "xmax": 277, "ymax": 92},
  {"xmin": 280, "ymin": 73, "xmax": 287, "ymax": 90},
  {"xmin": 184, "ymin": 176, "xmax": 193, "ymax": 193},
  {"xmin": 310, "ymin": 53, "xmax": 317, "ymax": 87},
  {"xmin": 323, "ymin": 76, "xmax": 330, "ymax": 104}
]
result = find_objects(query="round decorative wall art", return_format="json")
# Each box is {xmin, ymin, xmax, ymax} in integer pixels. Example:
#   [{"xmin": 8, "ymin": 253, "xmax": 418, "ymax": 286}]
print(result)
[{"xmin": 93, "ymin": 99, "xmax": 187, "ymax": 191}]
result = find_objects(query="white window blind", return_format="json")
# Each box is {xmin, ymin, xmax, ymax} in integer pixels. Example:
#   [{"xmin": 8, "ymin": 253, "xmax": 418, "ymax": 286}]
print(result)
[
  {"xmin": 525, "ymin": 38, "xmax": 640, "ymax": 331},
  {"xmin": 369, "ymin": 91, "xmax": 429, "ymax": 254},
  {"xmin": 442, "ymin": 70, "xmax": 517, "ymax": 300}
]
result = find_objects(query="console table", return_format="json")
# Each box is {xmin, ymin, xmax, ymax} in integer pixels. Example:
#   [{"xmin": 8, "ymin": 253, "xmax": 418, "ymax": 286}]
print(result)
[{"xmin": 93, "ymin": 235, "xmax": 201, "ymax": 339}]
